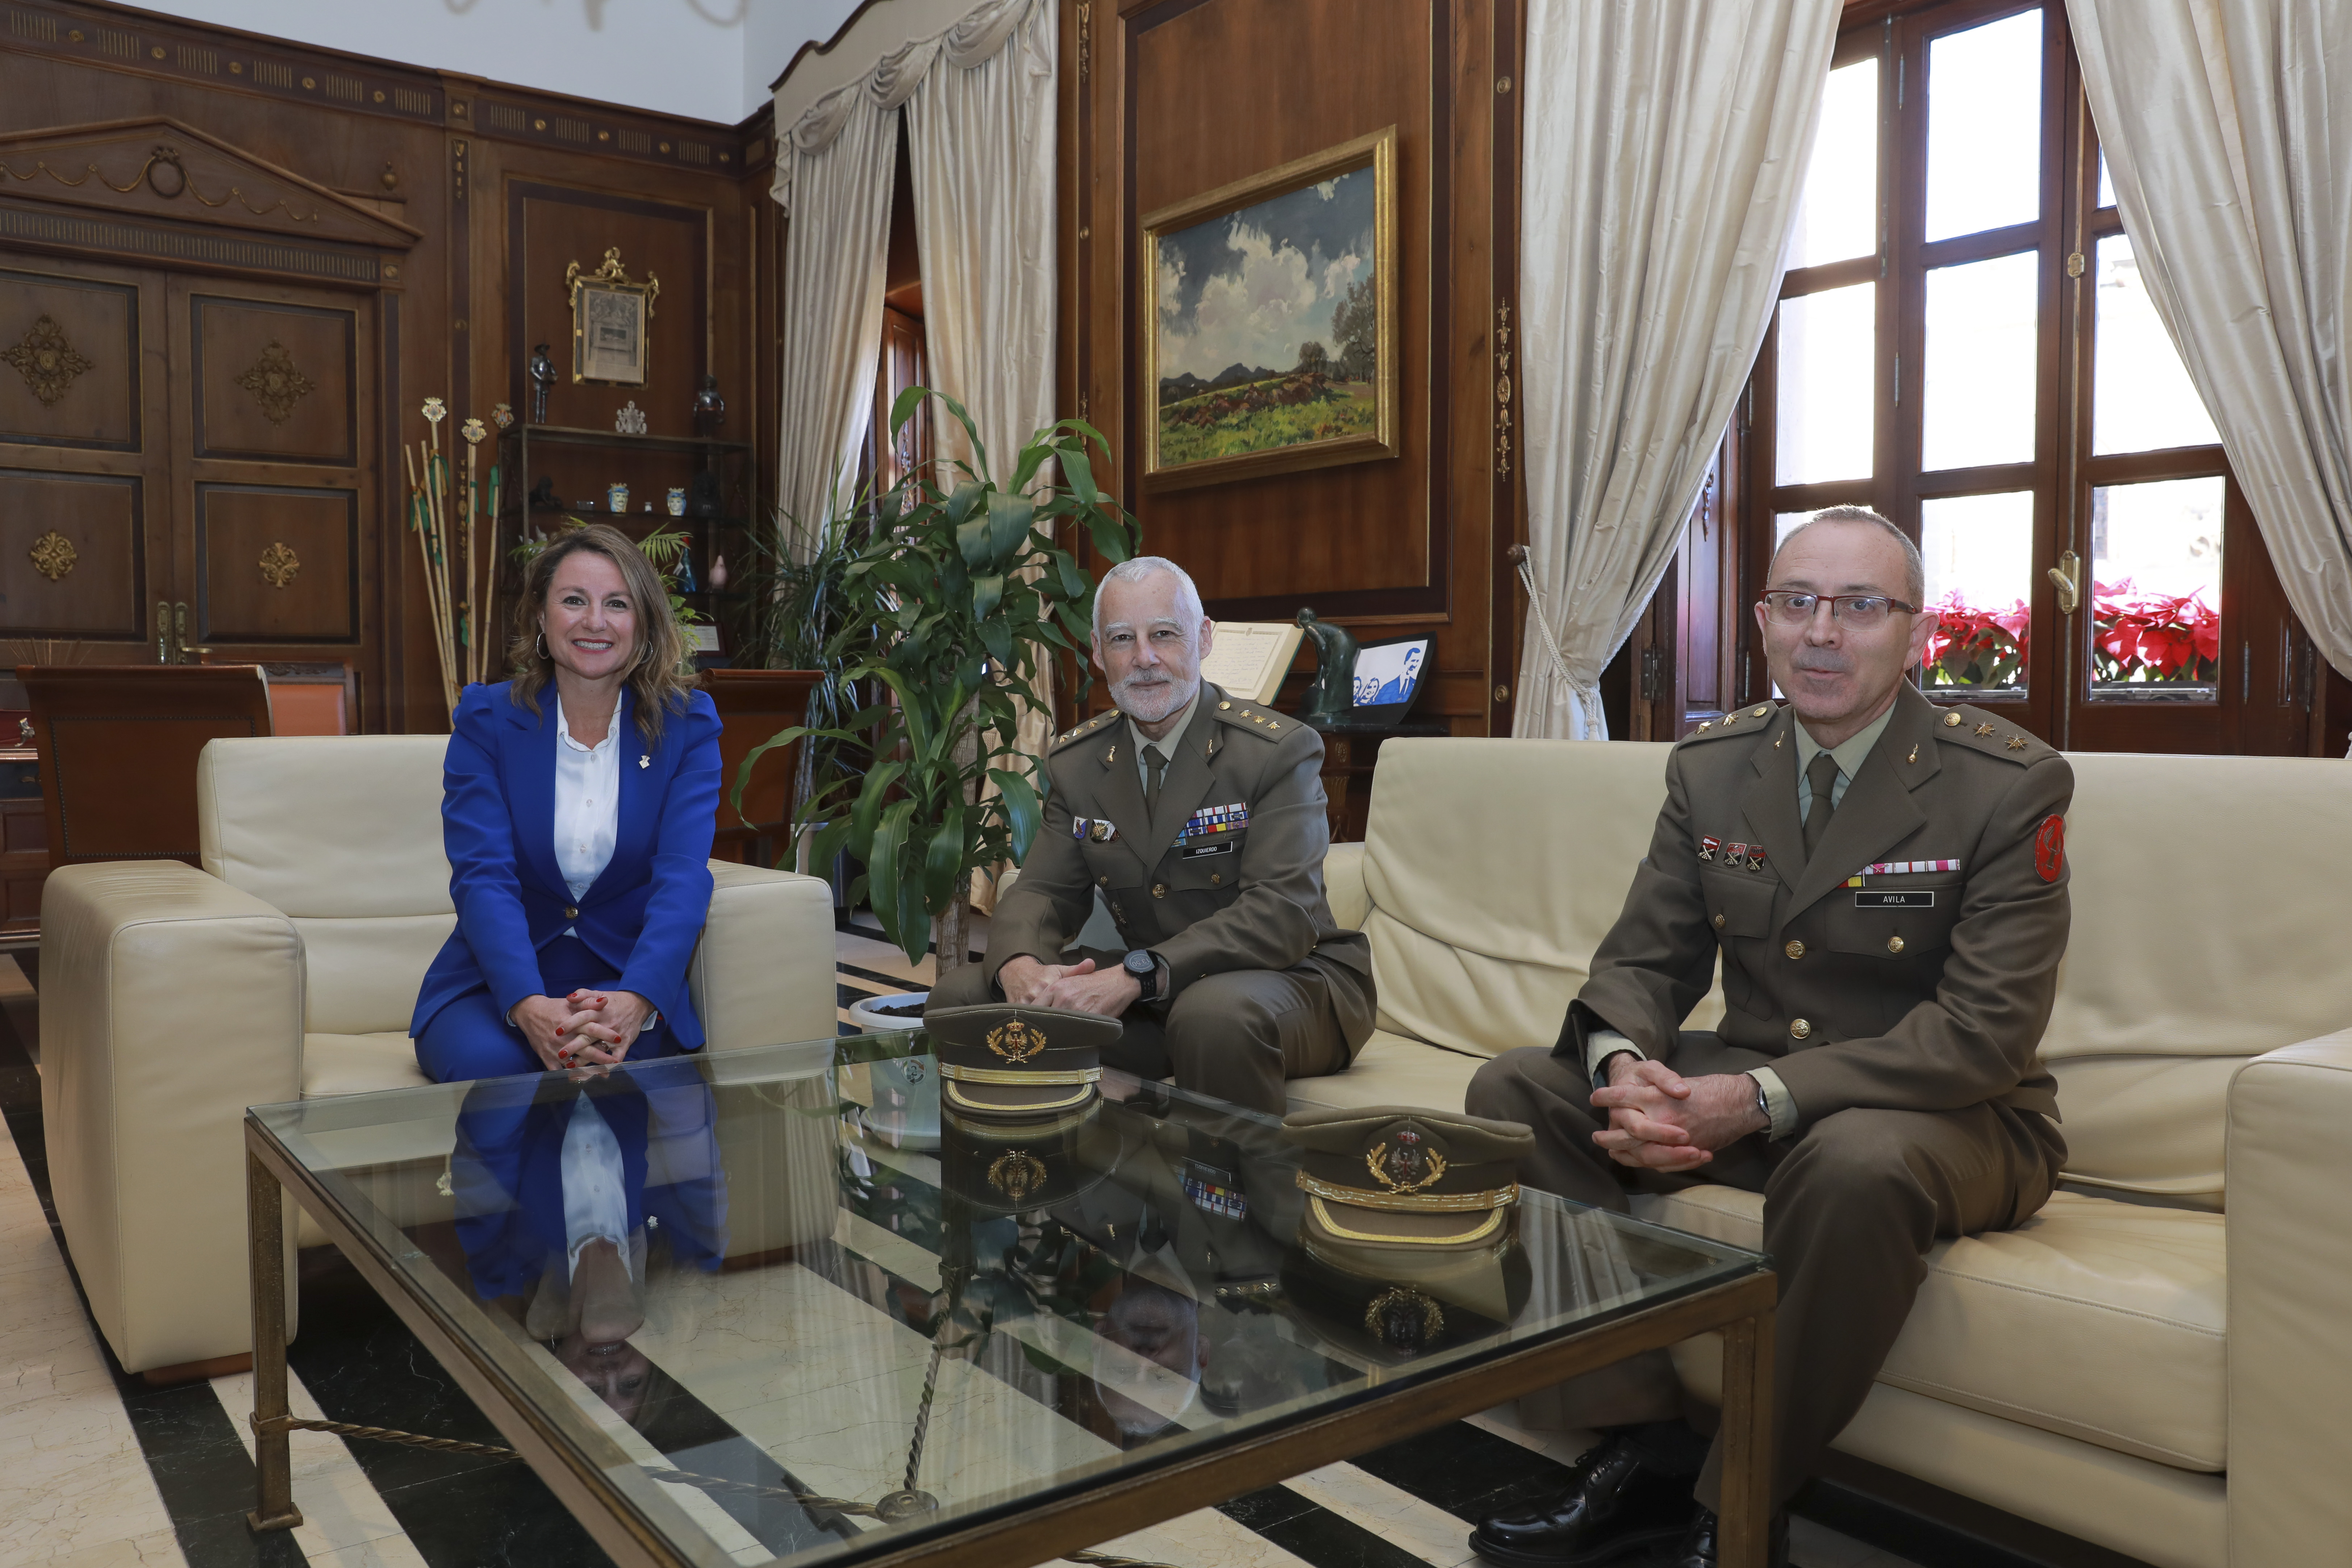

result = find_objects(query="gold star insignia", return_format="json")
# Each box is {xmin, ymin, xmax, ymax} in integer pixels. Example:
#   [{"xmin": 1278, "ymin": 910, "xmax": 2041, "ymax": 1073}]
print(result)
[
  {"xmin": 1219, "ymin": 701, "xmax": 1231, "ymax": 709},
  {"xmin": 2006, "ymin": 735, "xmax": 2028, "ymax": 750},
  {"xmin": 1267, "ymin": 722, "xmax": 1280, "ymax": 731},
  {"xmin": 1696, "ymin": 721, "xmax": 1713, "ymax": 732},
  {"xmin": 1976, "ymin": 723, "xmax": 1996, "ymax": 737},
  {"xmin": 1722, "ymin": 711, "xmax": 1739, "ymax": 726}
]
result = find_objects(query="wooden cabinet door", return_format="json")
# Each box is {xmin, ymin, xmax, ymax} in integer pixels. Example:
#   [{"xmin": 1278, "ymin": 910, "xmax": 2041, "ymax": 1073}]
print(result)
[
  {"xmin": 0, "ymin": 254, "xmax": 175, "ymax": 660},
  {"xmin": 167, "ymin": 277, "xmax": 376, "ymax": 685}
]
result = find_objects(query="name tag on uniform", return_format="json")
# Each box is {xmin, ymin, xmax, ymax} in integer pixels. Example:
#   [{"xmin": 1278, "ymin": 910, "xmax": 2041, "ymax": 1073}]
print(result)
[
  {"xmin": 1181, "ymin": 841, "xmax": 1235, "ymax": 859},
  {"xmin": 1855, "ymin": 890, "xmax": 1935, "ymax": 908}
]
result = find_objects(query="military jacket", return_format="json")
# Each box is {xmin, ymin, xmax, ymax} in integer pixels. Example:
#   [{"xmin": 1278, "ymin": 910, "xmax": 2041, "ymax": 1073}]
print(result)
[
  {"xmin": 1566, "ymin": 683, "xmax": 2073, "ymax": 1129},
  {"xmin": 984, "ymin": 683, "xmax": 1374, "ymax": 1038}
]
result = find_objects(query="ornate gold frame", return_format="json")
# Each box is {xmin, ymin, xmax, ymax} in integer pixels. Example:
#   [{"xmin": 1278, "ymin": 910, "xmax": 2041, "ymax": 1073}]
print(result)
[
  {"xmin": 1139, "ymin": 125, "xmax": 1400, "ymax": 492},
  {"xmin": 566, "ymin": 247, "xmax": 659, "ymax": 387}
]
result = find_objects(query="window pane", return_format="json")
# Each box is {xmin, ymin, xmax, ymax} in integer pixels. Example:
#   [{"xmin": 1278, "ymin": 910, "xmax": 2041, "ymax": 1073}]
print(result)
[
  {"xmin": 1775, "ymin": 283, "xmax": 1875, "ymax": 484},
  {"xmin": 1922, "ymin": 251, "xmax": 2039, "ymax": 472},
  {"xmin": 2091, "ymin": 476, "xmax": 2223, "ymax": 692},
  {"xmin": 2092, "ymin": 235, "xmax": 2218, "ymax": 454},
  {"xmin": 1924, "ymin": 10, "xmax": 2044, "ymax": 242},
  {"xmin": 1789, "ymin": 59, "xmax": 1879, "ymax": 270},
  {"xmin": 1922, "ymin": 491, "xmax": 2033, "ymax": 693}
]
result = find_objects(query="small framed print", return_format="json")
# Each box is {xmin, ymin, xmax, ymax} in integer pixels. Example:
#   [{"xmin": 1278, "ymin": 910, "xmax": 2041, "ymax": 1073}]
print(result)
[{"xmin": 566, "ymin": 247, "xmax": 660, "ymax": 387}]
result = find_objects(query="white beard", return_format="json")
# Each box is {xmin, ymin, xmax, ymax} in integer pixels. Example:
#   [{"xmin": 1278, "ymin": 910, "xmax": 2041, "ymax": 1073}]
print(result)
[{"xmin": 1114, "ymin": 671, "xmax": 1195, "ymax": 725}]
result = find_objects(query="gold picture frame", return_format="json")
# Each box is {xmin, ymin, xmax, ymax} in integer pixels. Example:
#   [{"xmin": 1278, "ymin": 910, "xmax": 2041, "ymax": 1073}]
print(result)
[
  {"xmin": 566, "ymin": 247, "xmax": 660, "ymax": 387},
  {"xmin": 1141, "ymin": 125, "xmax": 1399, "ymax": 492}
]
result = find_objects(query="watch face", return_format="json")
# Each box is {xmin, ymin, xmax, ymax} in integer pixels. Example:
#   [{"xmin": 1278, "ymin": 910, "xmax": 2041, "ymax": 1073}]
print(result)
[{"xmin": 1124, "ymin": 951, "xmax": 1152, "ymax": 976}]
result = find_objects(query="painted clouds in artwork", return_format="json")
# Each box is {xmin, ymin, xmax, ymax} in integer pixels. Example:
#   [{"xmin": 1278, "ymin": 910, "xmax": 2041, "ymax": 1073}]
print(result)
[{"xmin": 1155, "ymin": 168, "xmax": 1375, "ymax": 382}]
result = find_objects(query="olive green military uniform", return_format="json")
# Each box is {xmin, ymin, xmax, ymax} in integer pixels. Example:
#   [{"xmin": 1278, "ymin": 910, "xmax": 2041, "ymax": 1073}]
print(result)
[
  {"xmin": 1468, "ymin": 683, "xmax": 2073, "ymax": 1509},
  {"xmin": 927, "ymin": 682, "xmax": 1373, "ymax": 1113}
]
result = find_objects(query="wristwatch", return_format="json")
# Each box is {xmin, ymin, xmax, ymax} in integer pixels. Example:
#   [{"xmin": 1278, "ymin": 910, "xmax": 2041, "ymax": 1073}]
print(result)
[{"xmin": 1123, "ymin": 948, "xmax": 1162, "ymax": 1003}]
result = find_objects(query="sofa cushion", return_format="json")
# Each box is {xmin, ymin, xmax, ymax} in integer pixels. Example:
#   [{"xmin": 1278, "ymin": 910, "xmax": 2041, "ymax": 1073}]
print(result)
[
  {"xmin": 1359, "ymin": 739, "xmax": 1723, "ymax": 1061},
  {"xmin": 303, "ymin": 1032, "xmax": 432, "ymax": 1099},
  {"xmin": 201, "ymin": 737, "xmax": 451, "ymax": 918},
  {"xmin": 1285, "ymin": 1029, "xmax": 1486, "ymax": 1115},
  {"xmin": 1631, "ymin": 1186, "xmax": 2226, "ymax": 1472}
]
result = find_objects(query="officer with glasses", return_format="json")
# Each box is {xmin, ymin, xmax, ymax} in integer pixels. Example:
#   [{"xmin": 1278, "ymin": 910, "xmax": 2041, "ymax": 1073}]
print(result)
[{"xmin": 1464, "ymin": 506, "xmax": 2073, "ymax": 1568}]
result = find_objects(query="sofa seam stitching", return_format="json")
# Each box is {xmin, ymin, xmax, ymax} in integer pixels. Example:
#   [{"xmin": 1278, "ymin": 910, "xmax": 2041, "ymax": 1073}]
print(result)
[
  {"xmin": 1921, "ymin": 1266, "xmax": 2226, "ymax": 1336},
  {"xmin": 1874, "ymin": 1372, "xmax": 2223, "ymax": 1471}
]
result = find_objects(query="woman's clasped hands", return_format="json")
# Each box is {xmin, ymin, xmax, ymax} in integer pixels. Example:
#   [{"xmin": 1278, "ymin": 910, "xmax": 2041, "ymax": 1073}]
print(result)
[{"xmin": 510, "ymin": 988, "xmax": 656, "ymax": 1071}]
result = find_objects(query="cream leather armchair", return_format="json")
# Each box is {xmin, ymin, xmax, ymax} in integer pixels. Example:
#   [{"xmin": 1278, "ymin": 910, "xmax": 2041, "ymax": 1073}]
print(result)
[
  {"xmin": 41, "ymin": 735, "xmax": 838, "ymax": 1376},
  {"xmin": 1296, "ymin": 738, "xmax": 2352, "ymax": 1568}
]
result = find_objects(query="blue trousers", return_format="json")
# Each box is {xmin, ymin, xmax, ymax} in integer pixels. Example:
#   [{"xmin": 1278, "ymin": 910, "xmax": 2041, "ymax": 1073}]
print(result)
[{"xmin": 416, "ymin": 935, "xmax": 687, "ymax": 1084}]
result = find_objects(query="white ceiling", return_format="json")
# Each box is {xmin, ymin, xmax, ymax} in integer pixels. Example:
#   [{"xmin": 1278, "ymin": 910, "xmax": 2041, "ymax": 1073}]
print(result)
[{"xmin": 139, "ymin": 0, "xmax": 863, "ymax": 124}]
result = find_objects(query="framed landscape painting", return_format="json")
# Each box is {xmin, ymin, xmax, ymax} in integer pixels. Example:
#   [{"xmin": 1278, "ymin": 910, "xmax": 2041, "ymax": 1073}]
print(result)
[{"xmin": 1141, "ymin": 125, "xmax": 1398, "ymax": 491}]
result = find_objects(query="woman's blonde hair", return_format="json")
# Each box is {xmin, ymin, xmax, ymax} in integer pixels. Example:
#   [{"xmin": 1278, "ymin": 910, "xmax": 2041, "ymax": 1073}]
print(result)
[{"xmin": 507, "ymin": 523, "xmax": 694, "ymax": 743}]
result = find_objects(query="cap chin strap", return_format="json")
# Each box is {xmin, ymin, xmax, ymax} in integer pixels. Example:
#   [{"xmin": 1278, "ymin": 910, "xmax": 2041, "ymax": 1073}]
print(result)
[{"xmin": 1293, "ymin": 1170, "xmax": 1521, "ymax": 1212}]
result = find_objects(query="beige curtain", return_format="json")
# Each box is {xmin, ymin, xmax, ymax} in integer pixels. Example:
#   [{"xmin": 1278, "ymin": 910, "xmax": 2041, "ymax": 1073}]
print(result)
[
  {"xmin": 905, "ymin": 0, "xmax": 1058, "ymax": 912},
  {"xmin": 771, "ymin": 96, "xmax": 895, "ymax": 560},
  {"xmin": 1513, "ymin": 0, "xmax": 1840, "ymax": 739},
  {"xmin": 2067, "ymin": 0, "xmax": 2352, "ymax": 721}
]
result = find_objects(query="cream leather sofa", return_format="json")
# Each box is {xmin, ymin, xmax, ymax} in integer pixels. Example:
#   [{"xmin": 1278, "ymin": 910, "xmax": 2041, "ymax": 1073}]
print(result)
[
  {"xmin": 1286, "ymin": 737, "xmax": 2351, "ymax": 1568},
  {"xmin": 40, "ymin": 735, "xmax": 837, "ymax": 1376}
]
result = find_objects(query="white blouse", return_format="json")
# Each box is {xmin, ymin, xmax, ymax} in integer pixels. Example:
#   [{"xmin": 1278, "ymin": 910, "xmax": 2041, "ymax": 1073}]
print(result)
[{"xmin": 552, "ymin": 692, "xmax": 622, "ymax": 926}]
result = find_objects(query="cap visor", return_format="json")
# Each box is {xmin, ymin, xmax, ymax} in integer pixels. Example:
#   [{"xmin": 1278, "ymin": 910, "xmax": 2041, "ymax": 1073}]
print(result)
[
  {"xmin": 943, "ymin": 1078, "xmax": 1098, "ymax": 1117},
  {"xmin": 1301, "ymin": 1194, "xmax": 1507, "ymax": 1248}
]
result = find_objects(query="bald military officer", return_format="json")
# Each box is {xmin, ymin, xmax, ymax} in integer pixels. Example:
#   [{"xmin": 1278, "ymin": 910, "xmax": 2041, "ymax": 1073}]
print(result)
[
  {"xmin": 924, "ymin": 556, "xmax": 1372, "ymax": 1113},
  {"xmin": 1465, "ymin": 507, "xmax": 2072, "ymax": 1568}
]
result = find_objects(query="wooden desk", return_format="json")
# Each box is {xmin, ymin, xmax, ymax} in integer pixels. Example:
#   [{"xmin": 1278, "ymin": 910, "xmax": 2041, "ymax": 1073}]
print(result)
[{"xmin": 0, "ymin": 748, "xmax": 42, "ymax": 935}]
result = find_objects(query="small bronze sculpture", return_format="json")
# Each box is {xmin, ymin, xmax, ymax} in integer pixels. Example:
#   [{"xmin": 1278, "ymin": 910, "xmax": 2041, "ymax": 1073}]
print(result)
[
  {"xmin": 1294, "ymin": 608, "xmax": 1361, "ymax": 726},
  {"xmin": 692, "ymin": 374, "xmax": 726, "ymax": 435},
  {"xmin": 527, "ymin": 343, "xmax": 556, "ymax": 424}
]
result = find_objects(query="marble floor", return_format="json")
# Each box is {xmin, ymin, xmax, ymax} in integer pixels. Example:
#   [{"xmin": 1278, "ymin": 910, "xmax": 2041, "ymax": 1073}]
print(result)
[{"xmin": 0, "ymin": 923, "xmax": 1938, "ymax": 1568}]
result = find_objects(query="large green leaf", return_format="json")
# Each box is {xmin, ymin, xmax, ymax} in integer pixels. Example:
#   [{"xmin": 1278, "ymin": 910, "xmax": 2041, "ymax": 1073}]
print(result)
[
  {"xmin": 971, "ymin": 573, "xmax": 1004, "ymax": 623},
  {"xmin": 868, "ymin": 800, "xmax": 919, "ymax": 959},
  {"xmin": 888, "ymin": 385, "xmax": 926, "ymax": 444},
  {"xmin": 956, "ymin": 514, "xmax": 993, "ymax": 569},
  {"xmin": 850, "ymin": 760, "xmax": 906, "ymax": 859},
  {"xmin": 985, "ymin": 492, "xmax": 1033, "ymax": 568},
  {"xmin": 944, "ymin": 481, "xmax": 986, "ymax": 529},
  {"xmin": 923, "ymin": 801, "xmax": 967, "ymax": 912},
  {"xmin": 936, "ymin": 392, "xmax": 987, "ymax": 483},
  {"xmin": 1056, "ymin": 439, "xmax": 1101, "ymax": 506},
  {"xmin": 988, "ymin": 768, "xmax": 1042, "ymax": 863}
]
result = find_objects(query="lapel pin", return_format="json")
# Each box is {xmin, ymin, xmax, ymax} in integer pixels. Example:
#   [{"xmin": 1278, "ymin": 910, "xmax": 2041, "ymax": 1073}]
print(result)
[
  {"xmin": 639, "ymin": 754, "xmax": 650, "ymax": 769},
  {"xmin": 1907, "ymin": 743, "xmax": 1919, "ymax": 764}
]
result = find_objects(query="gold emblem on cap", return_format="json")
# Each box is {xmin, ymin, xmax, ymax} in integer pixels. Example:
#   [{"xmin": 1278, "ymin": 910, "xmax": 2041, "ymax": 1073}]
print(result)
[
  {"xmin": 1366, "ymin": 1138, "xmax": 1448, "ymax": 1196},
  {"xmin": 986, "ymin": 1150, "xmax": 1048, "ymax": 1203},
  {"xmin": 986, "ymin": 1017, "xmax": 1047, "ymax": 1064},
  {"xmin": 1364, "ymin": 1284, "xmax": 1445, "ymax": 1347}
]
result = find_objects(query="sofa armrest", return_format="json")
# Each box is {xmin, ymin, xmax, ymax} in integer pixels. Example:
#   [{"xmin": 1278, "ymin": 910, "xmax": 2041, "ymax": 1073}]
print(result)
[
  {"xmin": 2225, "ymin": 1028, "xmax": 2352, "ymax": 1563},
  {"xmin": 1324, "ymin": 841, "xmax": 1368, "ymax": 931},
  {"xmin": 40, "ymin": 861, "xmax": 304, "ymax": 1373},
  {"xmin": 692, "ymin": 861, "xmax": 837, "ymax": 1052}
]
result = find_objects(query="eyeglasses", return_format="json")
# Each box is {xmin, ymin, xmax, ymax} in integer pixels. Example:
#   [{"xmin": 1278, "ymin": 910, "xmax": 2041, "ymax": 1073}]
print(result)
[{"xmin": 1758, "ymin": 591, "xmax": 1919, "ymax": 629}]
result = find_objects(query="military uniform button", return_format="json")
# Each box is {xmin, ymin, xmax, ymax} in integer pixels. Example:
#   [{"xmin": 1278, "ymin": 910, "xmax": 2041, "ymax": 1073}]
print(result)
[
  {"xmin": 1887, "ymin": 934, "xmax": 1906, "ymax": 954},
  {"xmin": 1098, "ymin": 875, "xmax": 1110, "ymax": 888},
  {"xmin": 565, "ymin": 906, "xmax": 580, "ymax": 919},
  {"xmin": 1209, "ymin": 873, "xmax": 1222, "ymax": 885},
  {"xmin": 1152, "ymin": 883, "xmax": 1167, "ymax": 898},
  {"xmin": 1790, "ymin": 1018, "xmax": 1812, "ymax": 1040},
  {"xmin": 1943, "ymin": 712, "xmax": 1963, "ymax": 727},
  {"xmin": 1784, "ymin": 939, "xmax": 1805, "ymax": 960},
  {"xmin": 1712, "ymin": 913, "xmax": 1726, "ymax": 929}
]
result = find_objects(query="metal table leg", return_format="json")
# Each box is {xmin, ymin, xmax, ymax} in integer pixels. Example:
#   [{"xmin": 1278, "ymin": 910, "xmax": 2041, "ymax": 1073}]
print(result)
[
  {"xmin": 1715, "ymin": 1307, "xmax": 1776, "ymax": 1568},
  {"xmin": 245, "ymin": 1142, "xmax": 303, "ymax": 1533}
]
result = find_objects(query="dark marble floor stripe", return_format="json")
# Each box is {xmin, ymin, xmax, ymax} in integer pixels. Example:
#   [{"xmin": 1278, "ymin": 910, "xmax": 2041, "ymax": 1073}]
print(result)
[
  {"xmin": 1214, "ymin": 1486, "xmax": 1434, "ymax": 1568},
  {"xmin": 0, "ymin": 962, "xmax": 309, "ymax": 1568},
  {"xmin": 836, "ymin": 960, "xmax": 926, "ymax": 993},
  {"xmin": 1342, "ymin": 1420, "xmax": 1577, "ymax": 1525}
]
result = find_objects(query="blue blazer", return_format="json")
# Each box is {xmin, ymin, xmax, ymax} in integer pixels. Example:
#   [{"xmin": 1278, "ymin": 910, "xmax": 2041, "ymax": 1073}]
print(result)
[{"xmin": 411, "ymin": 680, "xmax": 724, "ymax": 1048}]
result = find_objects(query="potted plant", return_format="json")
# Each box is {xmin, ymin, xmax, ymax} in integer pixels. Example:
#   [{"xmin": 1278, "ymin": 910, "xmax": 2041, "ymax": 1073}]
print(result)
[{"xmin": 734, "ymin": 388, "xmax": 1139, "ymax": 983}]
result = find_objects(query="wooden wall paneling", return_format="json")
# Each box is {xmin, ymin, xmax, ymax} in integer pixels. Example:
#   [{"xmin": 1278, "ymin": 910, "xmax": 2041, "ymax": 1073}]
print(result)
[
  {"xmin": 189, "ymin": 295, "xmax": 357, "ymax": 464},
  {"xmin": 0, "ymin": 467, "xmax": 146, "ymax": 638},
  {"xmin": 1080, "ymin": 0, "xmax": 1505, "ymax": 734},
  {"xmin": 1485, "ymin": 0, "xmax": 1523, "ymax": 731},
  {"xmin": 0, "ymin": 267, "xmax": 139, "ymax": 449}
]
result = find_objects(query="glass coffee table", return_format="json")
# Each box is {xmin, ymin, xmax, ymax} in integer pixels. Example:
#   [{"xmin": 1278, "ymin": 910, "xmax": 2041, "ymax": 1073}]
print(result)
[{"xmin": 243, "ymin": 1034, "xmax": 1776, "ymax": 1568}]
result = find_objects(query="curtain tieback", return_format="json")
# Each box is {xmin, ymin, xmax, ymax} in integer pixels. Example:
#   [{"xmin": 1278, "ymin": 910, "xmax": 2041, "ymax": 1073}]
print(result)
[{"xmin": 1512, "ymin": 545, "xmax": 1579, "ymax": 691}]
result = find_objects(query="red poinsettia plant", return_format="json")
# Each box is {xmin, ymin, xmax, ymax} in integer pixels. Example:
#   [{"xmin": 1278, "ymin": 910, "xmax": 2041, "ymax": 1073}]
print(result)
[{"xmin": 1921, "ymin": 580, "xmax": 2219, "ymax": 688}]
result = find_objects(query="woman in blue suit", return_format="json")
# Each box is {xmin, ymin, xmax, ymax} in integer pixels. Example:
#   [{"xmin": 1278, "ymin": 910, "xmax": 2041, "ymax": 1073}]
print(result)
[{"xmin": 412, "ymin": 522, "xmax": 723, "ymax": 1081}]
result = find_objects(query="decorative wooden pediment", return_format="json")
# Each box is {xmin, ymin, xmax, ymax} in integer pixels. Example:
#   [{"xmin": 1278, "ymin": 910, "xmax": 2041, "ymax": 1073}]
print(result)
[{"xmin": 0, "ymin": 117, "xmax": 420, "ymax": 250}]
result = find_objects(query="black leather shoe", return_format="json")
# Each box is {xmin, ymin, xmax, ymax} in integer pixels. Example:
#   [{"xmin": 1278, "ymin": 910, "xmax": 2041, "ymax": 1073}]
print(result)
[
  {"xmin": 1465, "ymin": 1434, "xmax": 1696, "ymax": 1567},
  {"xmin": 1666, "ymin": 1505, "xmax": 1789, "ymax": 1568}
]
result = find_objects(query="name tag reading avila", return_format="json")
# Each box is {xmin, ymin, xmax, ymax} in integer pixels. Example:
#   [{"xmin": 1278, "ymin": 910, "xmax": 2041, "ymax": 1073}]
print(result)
[{"xmin": 1855, "ymin": 890, "xmax": 1935, "ymax": 908}]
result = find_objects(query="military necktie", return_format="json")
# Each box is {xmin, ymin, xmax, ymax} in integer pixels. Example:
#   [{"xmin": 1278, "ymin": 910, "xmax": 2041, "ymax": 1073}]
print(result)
[
  {"xmin": 1803, "ymin": 751, "xmax": 1841, "ymax": 857},
  {"xmin": 1144, "ymin": 747, "xmax": 1166, "ymax": 819}
]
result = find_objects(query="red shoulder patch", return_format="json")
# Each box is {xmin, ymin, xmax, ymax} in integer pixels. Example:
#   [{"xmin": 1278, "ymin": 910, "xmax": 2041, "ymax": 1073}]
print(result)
[{"xmin": 2034, "ymin": 814, "xmax": 2065, "ymax": 882}]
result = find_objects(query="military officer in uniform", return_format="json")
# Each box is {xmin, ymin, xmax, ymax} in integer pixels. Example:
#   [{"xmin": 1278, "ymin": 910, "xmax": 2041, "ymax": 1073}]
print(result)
[
  {"xmin": 925, "ymin": 556, "xmax": 1373, "ymax": 1113},
  {"xmin": 1465, "ymin": 508, "xmax": 2073, "ymax": 1568}
]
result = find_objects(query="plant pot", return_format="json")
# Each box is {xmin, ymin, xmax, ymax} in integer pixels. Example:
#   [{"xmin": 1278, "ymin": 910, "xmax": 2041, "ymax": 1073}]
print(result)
[
  {"xmin": 848, "ymin": 992, "xmax": 936, "ymax": 1150},
  {"xmin": 846, "ymin": 991, "xmax": 927, "ymax": 1033}
]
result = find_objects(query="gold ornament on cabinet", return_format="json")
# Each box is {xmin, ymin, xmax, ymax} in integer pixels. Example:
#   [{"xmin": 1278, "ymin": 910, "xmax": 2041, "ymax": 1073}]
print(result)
[
  {"xmin": 258, "ymin": 541, "xmax": 300, "ymax": 589},
  {"xmin": 4, "ymin": 314, "xmax": 93, "ymax": 405},
  {"xmin": 237, "ymin": 341, "xmax": 314, "ymax": 424},
  {"xmin": 28, "ymin": 530, "xmax": 77, "ymax": 581}
]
